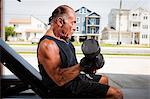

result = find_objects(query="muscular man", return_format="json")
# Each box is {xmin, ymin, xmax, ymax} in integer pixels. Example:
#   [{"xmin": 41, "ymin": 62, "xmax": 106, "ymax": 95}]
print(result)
[{"xmin": 37, "ymin": 5, "xmax": 123, "ymax": 98}]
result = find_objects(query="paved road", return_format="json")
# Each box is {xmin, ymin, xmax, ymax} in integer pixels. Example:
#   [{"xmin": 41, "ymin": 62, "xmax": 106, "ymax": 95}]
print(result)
[
  {"xmin": 3, "ymin": 54, "xmax": 150, "ymax": 75},
  {"xmin": 76, "ymin": 46, "xmax": 150, "ymax": 54}
]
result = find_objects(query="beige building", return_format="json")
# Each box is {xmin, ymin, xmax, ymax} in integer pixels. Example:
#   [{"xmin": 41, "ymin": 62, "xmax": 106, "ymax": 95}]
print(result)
[{"xmin": 9, "ymin": 16, "xmax": 47, "ymax": 41}]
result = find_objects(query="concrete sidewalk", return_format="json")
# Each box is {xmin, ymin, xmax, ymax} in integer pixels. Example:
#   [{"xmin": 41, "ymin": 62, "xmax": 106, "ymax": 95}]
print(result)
[{"xmin": 104, "ymin": 73, "xmax": 150, "ymax": 99}]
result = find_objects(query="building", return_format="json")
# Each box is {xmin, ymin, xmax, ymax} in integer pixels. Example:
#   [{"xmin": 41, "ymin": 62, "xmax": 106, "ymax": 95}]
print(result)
[
  {"xmin": 102, "ymin": 8, "xmax": 131, "ymax": 44},
  {"xmin": 8, "ymin": 7, "xmax": 101, "ymax": 43},
  {"xmin": 102, "ymin": 7, "xmax": 150, "ymax": 45},
  {"xmin": 9, "ymin": 16, "xmax": 47, "ymax": 41},
  {"xmin": 129, "ymin": 7, "xmax": 150, "ymax": 44},
  {"xmin": 73, "ymin": 7, "xmax": 101, "ymax": 43}
]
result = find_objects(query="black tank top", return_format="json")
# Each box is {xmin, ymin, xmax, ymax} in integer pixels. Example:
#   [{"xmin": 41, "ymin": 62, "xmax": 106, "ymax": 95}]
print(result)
[{"xmin": 37, "ymin": 35, "xmax": 78, "ymax": 90}]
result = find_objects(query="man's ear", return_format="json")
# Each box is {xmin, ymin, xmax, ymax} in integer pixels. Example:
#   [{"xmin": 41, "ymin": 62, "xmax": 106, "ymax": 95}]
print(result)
[{"xmin": 56, "ymin": 17, "xmax": 64, "ymax": 27}]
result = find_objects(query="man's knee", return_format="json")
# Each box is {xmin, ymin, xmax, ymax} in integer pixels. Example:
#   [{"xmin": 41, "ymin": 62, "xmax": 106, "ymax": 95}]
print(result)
[{"xmin": 106, "ymin": 87, "xmax": 123, "ymax": 99}]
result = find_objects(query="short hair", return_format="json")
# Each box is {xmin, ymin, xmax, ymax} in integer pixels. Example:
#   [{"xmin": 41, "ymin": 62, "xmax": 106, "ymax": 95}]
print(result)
[{"xmin": 48, "ymin": 5, "xmax": 73, "ymax": 25}]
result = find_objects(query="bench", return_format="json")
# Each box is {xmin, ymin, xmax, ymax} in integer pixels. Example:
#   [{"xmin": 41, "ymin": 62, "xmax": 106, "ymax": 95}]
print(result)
[{"xmin": 0, "ymin": 38, "xmax": 52, "ymax": 98}]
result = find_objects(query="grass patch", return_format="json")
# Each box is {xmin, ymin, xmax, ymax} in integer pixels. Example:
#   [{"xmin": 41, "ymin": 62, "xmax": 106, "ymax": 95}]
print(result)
[
  {"xmin": 7, "ymin": 41, "xmax": 150, "ymax": 48},
  {"xmin": 18, "ymin": 51, "xmax": 150, "ymax": 56},
  {"xmin": 72, "ymin": 41, "xmax": 150, "ymax": 48},
  {"xmin": 75, "ymin": 51, "xmax": 150, "ymax": 56},
  {"xmin": 100, "ymin": 43, "xmax": 150, "ymax": 48},
  {"xmin": 9, "ymin": 44, "xmax": 38, "ymax": 46},
  {"xmin": 118, "ymin": 44, "xmax": 150, "ymax": 48},
  {"xmin": 102, "ymin": 53, "xmax": 150, "ymax": 56},
  {"xmin": 72, "ymin": 42, "xmax": 83, "ymax": 46},
  {"xmin": 17, "ymin": 52, "xmax": 37, "ymax": 54},
  {"xmin": 100, "ymin": 43, "xmax": 117, "ymax": 47}
]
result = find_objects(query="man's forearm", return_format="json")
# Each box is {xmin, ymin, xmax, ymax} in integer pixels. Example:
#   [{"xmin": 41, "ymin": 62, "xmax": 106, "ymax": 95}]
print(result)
[{"xmin": 58, "ymin": 64, "xmax": 81, "ymax": 85}]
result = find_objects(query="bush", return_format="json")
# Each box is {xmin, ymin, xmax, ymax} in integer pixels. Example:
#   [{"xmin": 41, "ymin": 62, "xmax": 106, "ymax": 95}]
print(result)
[{"xmin": 5, "ymin": 26, "xmax": 16, "ymax": 41}]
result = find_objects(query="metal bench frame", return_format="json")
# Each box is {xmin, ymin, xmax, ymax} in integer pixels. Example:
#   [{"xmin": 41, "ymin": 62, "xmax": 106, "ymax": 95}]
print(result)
[{"xmin": 0, "ymin": 38, "xmax": 52, "ymax": 98}]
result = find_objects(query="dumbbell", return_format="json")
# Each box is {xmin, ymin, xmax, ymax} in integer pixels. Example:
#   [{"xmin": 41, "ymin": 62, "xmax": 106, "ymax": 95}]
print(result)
[{"xmin": 80, "ymin": 39, "xmax": 105, "ymax": 74}]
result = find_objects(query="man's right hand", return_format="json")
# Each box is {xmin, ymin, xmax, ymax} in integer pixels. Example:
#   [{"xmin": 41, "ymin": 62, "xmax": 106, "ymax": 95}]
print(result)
[{"xmin": 80, "ymin": 57, "xmax": 94, "ymax": 73}]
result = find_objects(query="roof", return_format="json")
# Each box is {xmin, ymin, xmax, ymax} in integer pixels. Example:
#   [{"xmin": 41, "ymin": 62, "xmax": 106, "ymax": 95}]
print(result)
[
  {"xmin": 134, "ymin": 7, "xmax": 150, "ymax": 13},
  {"xmin": 9, "ymin": 18, "xmax": 31, "ymax": 24},
  {"xmin": 9, "ymin": 16, "xmax": 47, "ymax": 26},
  {"xmin": 101, "ymin": 26, "xmax": 116, "ymax": 33},
  {"xmin": 31, "ymin": 16, "xmax": 47, "ymax": 25},
  {"xmin": 25, "ymin": 29, "xmax": 45, "ymax": 33},
  {"xmin": 88, "ymin": 12, "xmax": 100, "ymax": 17},
  {"xmin": 111, "ymin": 8, "xmax": 130, "ymax": 12},
  {"xmin": 75, "ymin": 6, "xmax": 92, "ymax": 13}
]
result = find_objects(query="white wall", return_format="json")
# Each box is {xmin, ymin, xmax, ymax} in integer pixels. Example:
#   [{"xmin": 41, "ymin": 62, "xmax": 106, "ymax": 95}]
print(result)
[{"xmin": 10, "ymin": 16, "xmax": 47, "ymax": 41}]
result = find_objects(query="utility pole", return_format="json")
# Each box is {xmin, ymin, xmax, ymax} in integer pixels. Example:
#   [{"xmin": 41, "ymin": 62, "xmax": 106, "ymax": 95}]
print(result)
[{"xmin": 117, "ymin": 0, "xmax": 122, "ymax": 45}]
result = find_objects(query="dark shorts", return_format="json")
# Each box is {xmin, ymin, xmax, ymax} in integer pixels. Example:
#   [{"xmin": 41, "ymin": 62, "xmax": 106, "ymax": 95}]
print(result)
[{"xmin": 66, "ymin": 74, "xmax": 110, "ymax": 98}]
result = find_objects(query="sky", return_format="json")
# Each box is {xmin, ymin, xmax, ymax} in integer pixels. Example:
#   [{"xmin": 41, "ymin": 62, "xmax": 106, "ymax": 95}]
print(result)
[{"xmin": 3, "ymin": 0, "xmax": 150, "ymax": 29}]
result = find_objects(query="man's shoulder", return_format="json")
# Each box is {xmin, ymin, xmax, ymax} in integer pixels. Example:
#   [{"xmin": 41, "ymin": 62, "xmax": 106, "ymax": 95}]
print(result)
[
  {"xmin": 40, "ymin": 39, "xmax": 57, "ymax": 48},
  {"xmin": 38, "ymin": 38, "xmax": 58, "ymax": 53}
]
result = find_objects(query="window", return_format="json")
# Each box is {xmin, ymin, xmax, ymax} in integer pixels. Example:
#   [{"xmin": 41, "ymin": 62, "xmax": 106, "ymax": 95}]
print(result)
[
  {"xmin": 76, "ymin": 26, "xmax": 80, "ymax": 32},
  {"xmin": 132, "ymin": 14, "xmax": 138, "ymax": 16},
  {"xmin": 88, "ymin": 18, "xmax": 95, "ymax": 25},
  {"xmin": 142, "ymin": 25, "xmax": 148, "ymax": 29},
  {"xmin": 132, "ymin": 13, "xmax": 138, "ymax": 19},
  {"xmin": 80, "ymin": 9, "xmax": 82, "ymax": 13},
  {"xmin": 80, "ymin": 8, "xmax": 86, "ymax": 14},
  {"xmin": 133, "ymin": 24, "xmax": 137, "ymax": 27},
  {"xmin": 87, "ymin": 26, "xmax": 92, "ymax": 33},
  {"xmin": 37, "ymin": 24, "xmax": 42, "ymax": 28},
  {"xmin": 83, "ymin": 8, "xmax": 86, "ymax": 13},
  {"xmin": 93, "ymin": 19, "xmax": 96, "ymax": 25},
  {"xmin": 96, "ymin": 18, "xmax": 100, "ymax": 25},
  {"xmin": 14, "ymin": 24, "xmax": 18, "ymax": 27},
  {"xmin": 143, "ymin": 16, "xmax": 148, "ymax": 20},
  {"xmin": 76, "ymin": 17, "xmax": 80, "ymax": 23},
  {"xmin": 142, "ymin": 34, "xmax": 148, "ymax": 39}
]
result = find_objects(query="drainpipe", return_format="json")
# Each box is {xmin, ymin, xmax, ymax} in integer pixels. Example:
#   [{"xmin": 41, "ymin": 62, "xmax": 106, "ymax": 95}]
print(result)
[
  {"xmin": 0, "ymin": 0, "xmax": 5, "ymax": 40},
  {"xmin": 148, "ymin": 33, "xmax": 149, "ymax": 47},
  {"xmin": 117, "ymin": 0, "xmax": 122, "ymax": 45}
]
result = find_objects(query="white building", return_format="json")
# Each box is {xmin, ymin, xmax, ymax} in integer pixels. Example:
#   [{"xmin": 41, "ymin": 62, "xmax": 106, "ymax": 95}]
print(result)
[
  {"xmin": 102, "ymin": 7, "xmax": 150, "ymax": 45},
  {"xmin": 9, "ymin": 16, "xmax": 47, "ymax": 41},
  {"xmin": 108, "ymin": 9, "xmax": 130, "ymax": 32},
  {"xmin": 129, "ymin": 7, "xmax": 150, "ymax": 44},
  {"xmin": 102, "ymin": 9, "xmax": 131, "ymax": 44}
]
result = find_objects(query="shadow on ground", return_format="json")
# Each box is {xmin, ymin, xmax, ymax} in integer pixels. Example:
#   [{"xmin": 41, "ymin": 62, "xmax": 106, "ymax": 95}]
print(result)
[
  {"xmin": 2, "ymin": 74, "xmax": 150, "ymax": 99},
  {"xmin": 104, "ymin": 73, "xmax": 150, "ymax": 99}
]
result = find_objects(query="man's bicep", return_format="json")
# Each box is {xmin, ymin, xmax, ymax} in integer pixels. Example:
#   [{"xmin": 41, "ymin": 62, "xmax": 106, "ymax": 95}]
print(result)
[
  {"xmin": 41, "ymin": 47, "xmax": 64, "ymax": 85},
  {"xmin": 40, "ymin": 40, "xmax": 61, "ymax": 71}
]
